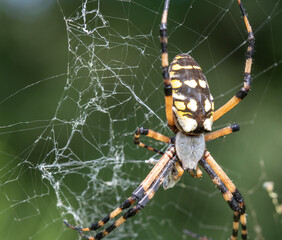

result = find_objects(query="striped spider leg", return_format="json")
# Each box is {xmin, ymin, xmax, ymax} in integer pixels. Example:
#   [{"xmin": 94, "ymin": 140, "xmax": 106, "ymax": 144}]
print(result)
[
  {"xmin": 199, "ymin": 151, "xmax": 247, "ymax": 240},
  {"xmin": 64, "ymin": 147, "xmax": 178, "ymax": 240},
  {"xmin": 213, "ymin": 0, "xmax": 255, "ymax": 121}
]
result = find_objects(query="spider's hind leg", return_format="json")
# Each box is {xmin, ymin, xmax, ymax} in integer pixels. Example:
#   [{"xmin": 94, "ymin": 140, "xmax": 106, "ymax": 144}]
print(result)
[
  {"xmin": 65, "ymin": 147, "xmax": 176, "ymax": 239},
  {"xmin": 200, "ymin": 151, "xmax": 247, "ymax": 240},
  {"xmin": 78, "ymin": 151, "xmax": 177, "ymax": 240},
  {"xmin": 64, "ymin": 195, "xmax": 137, "ymax": 232}
]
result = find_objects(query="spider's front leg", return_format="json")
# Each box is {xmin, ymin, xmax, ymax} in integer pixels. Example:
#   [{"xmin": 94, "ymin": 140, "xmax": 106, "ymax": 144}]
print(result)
[
  {"xmin": 213, "ymin": 0, "xmax": 255, "ymax": 122},
  {"xmin": 159, "ymin": 0, "xmax": 179, "ymax": 133}
]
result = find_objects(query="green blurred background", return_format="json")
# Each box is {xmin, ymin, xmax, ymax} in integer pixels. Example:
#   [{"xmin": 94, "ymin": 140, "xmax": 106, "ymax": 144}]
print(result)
[{"xmin": 0, "ymin": 0, "xmax": 282, "ymax": 239}]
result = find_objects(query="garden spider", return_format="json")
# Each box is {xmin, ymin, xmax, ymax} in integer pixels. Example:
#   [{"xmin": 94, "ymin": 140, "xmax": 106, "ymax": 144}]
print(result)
[{"xmin": 64, "ymin": 0, "xmax": 254, "ymax": 239}]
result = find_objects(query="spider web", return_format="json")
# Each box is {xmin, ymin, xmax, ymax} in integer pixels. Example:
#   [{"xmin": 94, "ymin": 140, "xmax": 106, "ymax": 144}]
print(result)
[{"xmin": 1, "ymin": 0, "xmax": 282, "ymax": 239}]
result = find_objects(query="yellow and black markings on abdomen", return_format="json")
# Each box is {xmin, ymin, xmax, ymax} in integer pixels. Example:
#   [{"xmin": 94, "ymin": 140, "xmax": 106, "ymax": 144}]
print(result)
[{"xmin": 169, "ymin": 54, "xmax": 214, "ymax": 133}]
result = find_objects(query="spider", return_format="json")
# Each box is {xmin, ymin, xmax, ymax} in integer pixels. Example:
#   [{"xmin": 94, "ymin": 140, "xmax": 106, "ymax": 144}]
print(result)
[{"xmin": 64, "ymin": 0, "xmax": 254, "ymax": 239}]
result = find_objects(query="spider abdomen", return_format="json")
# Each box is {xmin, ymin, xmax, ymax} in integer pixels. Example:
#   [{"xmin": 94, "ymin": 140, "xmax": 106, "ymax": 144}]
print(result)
[
  {"xmin": 175, "ymin": 131, "xmax": 205, "ymax": 170},
  {"xmin": 169, "ymin": 54, "xmax": 214, "ymax": 134}
]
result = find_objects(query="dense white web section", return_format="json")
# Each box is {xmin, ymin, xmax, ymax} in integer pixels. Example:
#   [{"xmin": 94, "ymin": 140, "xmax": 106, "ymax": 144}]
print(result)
[{"xmin": 1, "ymin": 0, "xmax": 282, "ymax": 239}]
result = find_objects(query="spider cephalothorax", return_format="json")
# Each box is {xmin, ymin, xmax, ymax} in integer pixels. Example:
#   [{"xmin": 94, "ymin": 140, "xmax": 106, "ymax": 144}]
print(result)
[{"xmin": 65, "ymin": 0, "xmax": 254, "ymax": 239}]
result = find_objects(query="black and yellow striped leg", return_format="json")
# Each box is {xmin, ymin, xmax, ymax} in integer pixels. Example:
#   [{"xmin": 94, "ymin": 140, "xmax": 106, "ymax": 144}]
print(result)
[
  {"xmin": 64, "ymin": 196, "xmax": 137, "ymax": 232},
  {"xmin": 65, "ymin": 147, "xmax": 176, "ymax": 238},
  {"xmin": 232, "ymin": 202, "xmax": 247, "ymax": 240},
  {"xmin": 203, "ymin": 151, "xmax": 247, "ymax": 239},
  {"xmin": 132, "ymin": 146, "xmax": 175, "ymax": 197},
  {"xmin": 160, "ymin": 0, "xmax": 177, "ymax": 132},
  {"xmin": 205, "ymin": 123, "xmax": 240, "ymax": 142},
  {"xmin": 199, "ymin": 158, "xmax": 242, "ymax": 240},
  {"xmin": 199, "ymin": 158, "xmax": 240, "ymax": 212},
  {"xmin": 231, "ymin": 207, "xmax": 247, "ymax": 240},
  {"xmin": 78, "ymin": 155, "xmax": 177, "ymax": 240},
  {"xmin": 240, "ymin": 211, "xmax": 247, "ymax": 239},
  {"xmin": 134, "ymin": 127, "xmax": 171, "ymax": 155},
  {"xmin": 214, "ymin": 0, "xmax": 255, "ymax": 122}
]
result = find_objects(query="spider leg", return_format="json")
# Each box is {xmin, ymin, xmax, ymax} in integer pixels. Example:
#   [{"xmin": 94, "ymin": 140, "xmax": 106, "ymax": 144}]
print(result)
[
  {"xmin": 78, "ymin": 155, "xmax": 178, "ymax": 240},
  {"xmin": 200, "ymin": 151, "xmax": 247, "ymax": 240},
  {"xmin": 64, "ymin": 196, "xmax": 137, "ymax": 232},
  {"xmin": 65, "ymin": 147, "xmax": 175, "ymax": 235},
  {"xmin": 204, "ymin": 123, "xmax": 239, "ymax": 142},
  {"xmin": 134, "ymin": 127, "xmax": 171, "ymax": 155},
  {"xmin": 213, "ymin": 0, "xmax": 255, "ymax": 122},
  {"xmin": 160, "ymin": 0, "xmax": 178, "ymax": 132}
]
